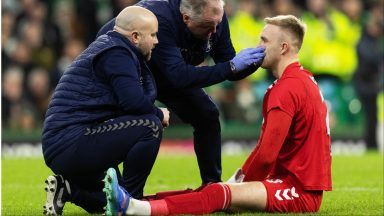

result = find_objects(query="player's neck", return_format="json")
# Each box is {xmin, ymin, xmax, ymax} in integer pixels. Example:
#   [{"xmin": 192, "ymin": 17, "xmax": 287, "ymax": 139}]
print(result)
[{"xmin": 275, "ymin": 56, "xmax": 298, "ymax": 79}]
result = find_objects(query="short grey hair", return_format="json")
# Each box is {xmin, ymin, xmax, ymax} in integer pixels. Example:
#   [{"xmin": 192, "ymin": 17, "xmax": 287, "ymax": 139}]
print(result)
[{"xmin": 180, "ymin": 0, "xmax": 225, "ymax": 21}]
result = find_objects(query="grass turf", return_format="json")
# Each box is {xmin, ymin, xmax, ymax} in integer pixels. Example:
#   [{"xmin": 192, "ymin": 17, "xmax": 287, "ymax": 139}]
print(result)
[{"xmin": 1, "ymin": 151, "xmax": 383, "ymax": 215}]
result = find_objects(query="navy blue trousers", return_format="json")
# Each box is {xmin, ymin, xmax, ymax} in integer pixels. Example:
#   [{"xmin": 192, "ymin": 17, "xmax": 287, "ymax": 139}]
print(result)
[
  {"xmin": 49, "ymin": 114, "xmax": 162, "ymax": 213},
  {"xmin": 158, "ymin": 88, "xmax": 222, "ymax": 183}
]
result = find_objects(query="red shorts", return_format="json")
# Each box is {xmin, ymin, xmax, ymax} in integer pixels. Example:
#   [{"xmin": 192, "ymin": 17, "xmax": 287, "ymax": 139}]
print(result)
[{"xmin": 262, "ymin": 177, "xmax": 323, "ymax": 213}]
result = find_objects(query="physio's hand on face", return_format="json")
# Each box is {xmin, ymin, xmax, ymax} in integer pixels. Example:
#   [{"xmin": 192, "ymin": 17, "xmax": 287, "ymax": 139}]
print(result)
[
  {"xmin": 160, "ymin": 108, "xmax": 170, "ymax": 128},
  {"xmin": 231, "ymin": 47, "xmax": 265, "ymax": 72}
]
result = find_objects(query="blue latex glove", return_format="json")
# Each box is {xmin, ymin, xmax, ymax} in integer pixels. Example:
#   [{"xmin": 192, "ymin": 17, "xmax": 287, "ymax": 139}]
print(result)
[{"xmin": 231, "ymin": 47, "xmax": 265, "ymax": 72}]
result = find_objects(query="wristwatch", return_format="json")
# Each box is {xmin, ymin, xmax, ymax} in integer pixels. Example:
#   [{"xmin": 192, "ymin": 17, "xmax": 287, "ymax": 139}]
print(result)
[{"xmin": 229, "ymin": 60, "xmax": 236, "ymax": 73}]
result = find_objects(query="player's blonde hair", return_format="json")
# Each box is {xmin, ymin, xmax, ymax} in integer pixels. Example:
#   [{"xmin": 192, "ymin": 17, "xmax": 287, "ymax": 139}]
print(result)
[{"xmin": 264, "ymin": 15, "xmax": 307, "ymax": 50}]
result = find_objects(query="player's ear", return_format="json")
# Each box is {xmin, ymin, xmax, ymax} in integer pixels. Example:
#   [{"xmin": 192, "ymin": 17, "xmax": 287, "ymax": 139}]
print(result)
[{"xmin": 280, "ymin": 42, "xmax": 289, "ymax": 55}]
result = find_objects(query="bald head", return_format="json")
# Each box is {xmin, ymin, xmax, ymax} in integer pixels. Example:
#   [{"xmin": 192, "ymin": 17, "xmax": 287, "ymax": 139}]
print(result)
[
  {"xmin": 114, "ymin": 6, "xmax": 157, "ymax": 34},
  {"xmin": 113, "ymin": 6, "xmax": 159, "ymax": 61}
]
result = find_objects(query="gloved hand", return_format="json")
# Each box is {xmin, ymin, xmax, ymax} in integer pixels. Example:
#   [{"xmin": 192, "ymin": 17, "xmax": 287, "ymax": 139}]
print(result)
[{"xmin": 230, "ymin": 47, "xmax": 265, "ymax": 73}]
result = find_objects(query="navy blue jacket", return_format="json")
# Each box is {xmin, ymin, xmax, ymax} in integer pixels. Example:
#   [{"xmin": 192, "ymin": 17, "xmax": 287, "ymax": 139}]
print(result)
[
  {"xmin": 98, "ymin": 0, "xmax": 251, "ymax": 91},
  {"xmin": 42, "ymin": 31, "xmax": 162, "ymax": 164}
]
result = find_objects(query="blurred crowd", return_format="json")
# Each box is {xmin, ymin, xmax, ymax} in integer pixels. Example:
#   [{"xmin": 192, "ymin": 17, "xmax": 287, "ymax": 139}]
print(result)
[{"xmin": 1, "ymin": 0, "xmax": 383, "ymax": 147}]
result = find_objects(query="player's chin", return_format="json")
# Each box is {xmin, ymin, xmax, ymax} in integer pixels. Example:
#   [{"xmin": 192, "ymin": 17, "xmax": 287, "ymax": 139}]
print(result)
[{"xmin": 260, "ymin": 62, "xmax": 267, "ymax": 69}]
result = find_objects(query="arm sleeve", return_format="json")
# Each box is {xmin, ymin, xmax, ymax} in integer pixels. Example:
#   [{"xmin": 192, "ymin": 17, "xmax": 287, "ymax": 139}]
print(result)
[
  {"xmin": 149, "ymin": 16, "xmax": 233, "ymax": 89},
  {"xmin": 141, "ymin": 64, "xmax": 157, "ymax": 102},
  {"xmin": 267, "ymin": 80, "xmax": 300, "ymax": 117},
  {"xmin": 94, "ymin": 47, "xmax": 163, "ymax": 120},
  {"xmin": 242, "ymin": 108, "xmax": 292, "ymax": 181},
  {"xmin": 227, "ymin": 64, "xmax": 260, "ymax": 81}
]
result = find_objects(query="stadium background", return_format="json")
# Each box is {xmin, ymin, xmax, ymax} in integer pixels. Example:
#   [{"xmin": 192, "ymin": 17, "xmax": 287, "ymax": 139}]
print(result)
[{"xmin": 2, "ymin": 0, "xmax": 383, "ymax": 152}]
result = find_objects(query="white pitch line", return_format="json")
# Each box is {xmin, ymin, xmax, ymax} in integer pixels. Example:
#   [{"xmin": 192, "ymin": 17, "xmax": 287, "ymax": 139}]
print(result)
[{"xmin": 334, "ymin": 187, "xmax": 382, "ymax": 192}]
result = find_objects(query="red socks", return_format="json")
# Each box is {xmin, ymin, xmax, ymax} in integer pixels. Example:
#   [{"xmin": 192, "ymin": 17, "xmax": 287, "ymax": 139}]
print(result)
[
  {"xmin": 150, "ymin": 200, "xmax": 169, "ymax": 215},
  {"xmin": 143, "ymin": 188, "xmax": 194, "ymax": 201},
  {"xmin": 149, "ymin": 183, "xmax": 231, "ymax": 215}
]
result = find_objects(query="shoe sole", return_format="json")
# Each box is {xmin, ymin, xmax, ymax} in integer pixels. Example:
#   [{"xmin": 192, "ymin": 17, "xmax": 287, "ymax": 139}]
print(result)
[
  {"xmin": 103, "ymin": 168, "xmax": 119, "ymax": 216},
  {"xmin": 43, "ymin": 175, "xmax": 59, "ymax": 215}
]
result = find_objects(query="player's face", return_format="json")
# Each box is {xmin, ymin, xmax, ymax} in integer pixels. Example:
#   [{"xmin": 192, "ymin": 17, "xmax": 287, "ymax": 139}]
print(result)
[
  {"xmin": 183, "ymin": 6, "xmax": 224, "ymax": 40},
  {"xmin": 258, "ymin": 24, "xmax": 282, "ymax": 71},
  {"xmin": 137, "ymin": 20, "xmax": 159, "ymax": 61}
]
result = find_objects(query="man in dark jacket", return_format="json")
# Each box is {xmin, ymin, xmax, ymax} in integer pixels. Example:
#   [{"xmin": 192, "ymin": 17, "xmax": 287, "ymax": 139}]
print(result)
[
  {"xmin": 42, "ymin": 6, "xmax": 170, "ymax": 215},
  {"xmin": 98, "ymin": 0, "xmax": 265, "ymax": 185}
]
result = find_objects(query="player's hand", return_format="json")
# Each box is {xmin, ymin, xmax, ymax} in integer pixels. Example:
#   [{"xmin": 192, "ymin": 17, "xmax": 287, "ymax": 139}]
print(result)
[
  {"xmin": 230, "ymin": 47, "xmax": 265, "ymax": 72},
  {"xmin": 160, "ymin": 108, "xmax": 170, "ymax": 128},
  {"xmin": 226, "ymin": 168, "xmax": 245, "ymax": 183}
]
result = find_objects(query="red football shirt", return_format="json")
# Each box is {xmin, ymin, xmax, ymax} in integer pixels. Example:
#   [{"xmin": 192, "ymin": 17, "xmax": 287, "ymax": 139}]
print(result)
[{"xmin": 262, "ymin": 62, "xmax": 332, "ymax": 191}]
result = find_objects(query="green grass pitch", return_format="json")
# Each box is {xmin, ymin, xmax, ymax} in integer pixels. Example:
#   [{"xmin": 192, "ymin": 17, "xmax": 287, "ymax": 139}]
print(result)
[{"xmin": 2, "ymin": 152, "xmax": 383, "ymax": 215}]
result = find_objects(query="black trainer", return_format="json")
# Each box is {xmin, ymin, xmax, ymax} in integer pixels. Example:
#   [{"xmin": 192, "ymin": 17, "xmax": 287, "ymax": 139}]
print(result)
[{"xmin": 43, "ymin": 175, "xmax": 71, "ymax": 215}]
